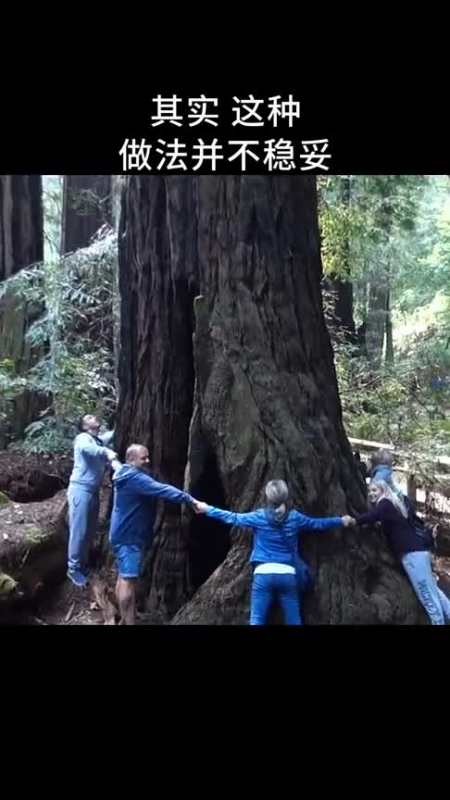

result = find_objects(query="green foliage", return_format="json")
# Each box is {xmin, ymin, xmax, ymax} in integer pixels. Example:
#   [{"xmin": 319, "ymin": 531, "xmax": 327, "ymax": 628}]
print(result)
[
  {"xmin": 319, "ymin": 175, "xmax": 429, "ymax": 325},
  {"xmin": 0, "ymin": 491, "xmax": 10, "ymax": 507},
  {"xmin": 42, "ymin": 176, "xmax": 63, "ymax": 260},
  {"xmin": 0, "ymin": 359, "xmax": 27, "ymax": 399},
  {"xmin": 320, "ymin": 175, "xmax": 450, "ymax": 466},
  {"xmin": 1, "ymin": 226, "xmax": 117, "ymax": 453},
  {"xmin": 335, "ymin": 341, "xmax": 450, "ymax": 460}
]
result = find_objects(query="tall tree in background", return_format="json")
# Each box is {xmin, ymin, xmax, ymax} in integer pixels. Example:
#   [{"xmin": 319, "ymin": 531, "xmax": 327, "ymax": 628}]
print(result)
[
  {"xmin": 117, "ymin": 175, "xmax": 425, "ymax": 625},
  {"xmin": 355, "ymin": 176, "xmax": 423, "ymax": 365},
  {"xmin": 321, "ymin": 175, "xmax": 425, "ymax": 364},
  {"xmin": 0, "ymin": 175, "xmax": 44, "ymax": 444},
  {"xmin": 321, "ymin": 176, "xmax": 356, "ymax": 343},
  {"xmin": 61, "ymin": 176, "xmax": 112, "ymax": 253},
  {"xmin": 365, "ymin": 178, "xmax": 394, "ymax": 366}
]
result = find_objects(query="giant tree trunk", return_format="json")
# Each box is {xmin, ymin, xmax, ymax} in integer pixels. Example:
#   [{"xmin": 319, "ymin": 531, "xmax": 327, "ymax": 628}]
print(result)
[
  {"xmin": 117, "ymin": 175, "xmax": 426, "ymax": 626},
  {"xmin": 0, "ymin": 175, "xmax": 44, "ymax": 445},
  {"xmin": 60, "ymin": 176, "xmax": 112, "ymax": 254},
  {"xmin": 117, "ymin": 178, "xmax": 198, "ymax": 620}
]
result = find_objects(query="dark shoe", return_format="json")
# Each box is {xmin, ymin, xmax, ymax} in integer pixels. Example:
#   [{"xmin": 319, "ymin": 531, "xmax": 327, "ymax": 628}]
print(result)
[{"xmin": 67, "ymin": 570, "xmax": 88, "ymax": 588}]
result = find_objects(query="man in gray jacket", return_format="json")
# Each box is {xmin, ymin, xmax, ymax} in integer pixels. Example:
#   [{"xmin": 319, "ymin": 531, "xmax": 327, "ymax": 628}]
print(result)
[{"xmin": 67, "ymin": 414, "xmax": 117, "ymax": 586}]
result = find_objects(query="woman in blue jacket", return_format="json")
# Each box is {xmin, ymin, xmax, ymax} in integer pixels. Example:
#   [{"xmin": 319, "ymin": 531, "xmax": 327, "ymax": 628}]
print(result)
[{"xmin": 193, "ymin": 480, "xmax": 353, "ymax": 625}]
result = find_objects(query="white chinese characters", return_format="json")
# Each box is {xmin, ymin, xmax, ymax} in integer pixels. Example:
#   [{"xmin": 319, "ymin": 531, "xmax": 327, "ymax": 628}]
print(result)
[{"xmin": 119, "ymin": 138, "xmax": 331, "ymax": 172}]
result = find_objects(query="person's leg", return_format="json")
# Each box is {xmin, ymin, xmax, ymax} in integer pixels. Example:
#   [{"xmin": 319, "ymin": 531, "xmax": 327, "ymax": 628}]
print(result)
[
  {"xmin": 67, "ymin": 486, "xmax": 90, "ymax": 585},
  {"xmin": 401, "ymin": 551, "xmax": 445, "ymax": 625},
  {"xmin": 114, "ymin": 544, "xmax": 142, "ymax": 625},
  {"xmin": 82, "ymin": 491, "xmax": 100, "ymax": 574},
  {"xmin": 116, "ymin": 577, "xmax": 137, "ymax": 625},
  {"xmin": 250, "ymin": 574, "xmax": 274, "ymax": 625},
  {"xmin": 437, "ymin": 587, "xmax": 450, "ymax": 622},
  {"xmin": 276, "ymin": 574, "xmax": 302, "ymax": 625}
]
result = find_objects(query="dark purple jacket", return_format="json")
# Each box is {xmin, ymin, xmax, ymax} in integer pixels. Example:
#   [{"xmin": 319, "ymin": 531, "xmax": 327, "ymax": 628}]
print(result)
[{"xmin": 356, "ymin": 498, "xmax": 427, "ymax": 559}]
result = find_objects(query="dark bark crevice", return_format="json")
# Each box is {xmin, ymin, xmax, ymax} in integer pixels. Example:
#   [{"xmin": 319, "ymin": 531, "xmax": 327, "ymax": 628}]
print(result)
[{"xmin": 187, "ymin": 448, "xmax": 230, "ymax": 592}]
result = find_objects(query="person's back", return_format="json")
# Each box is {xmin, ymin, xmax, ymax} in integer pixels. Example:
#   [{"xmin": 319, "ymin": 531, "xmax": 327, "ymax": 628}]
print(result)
[
  {"xmin": 238, "ymin": 507, "xmax": 334, "ymax": 565},
  {"xmin": 193, "ymin": 480, "xmax": 350, "ymax": 625},
  {"xmin": 110, "ymin": 464, "xmax": 158, "ymax": 547}
]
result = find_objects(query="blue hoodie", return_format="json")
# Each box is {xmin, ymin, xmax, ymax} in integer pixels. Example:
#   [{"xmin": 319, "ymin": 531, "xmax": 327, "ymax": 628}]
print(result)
[
  {"xmin": 109, "ymin": 464, "xmax": 193, "ymax": 547},
  {"xmin": 204, "ymin": 505, "xmax": 343, "ymax": 566}
]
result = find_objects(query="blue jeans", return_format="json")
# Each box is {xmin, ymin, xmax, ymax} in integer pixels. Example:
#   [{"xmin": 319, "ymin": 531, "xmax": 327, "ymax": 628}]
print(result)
[
  {"xmin": 67, "ymin": 485, "xmax": 100, "ymax": 576},
  {"xmin": 250, "ymin": 572, "xmax": 301, "ymax": 625},
  {"xmin": 401, "ymin": 551, "xmax": 450, "ymax": 625}
]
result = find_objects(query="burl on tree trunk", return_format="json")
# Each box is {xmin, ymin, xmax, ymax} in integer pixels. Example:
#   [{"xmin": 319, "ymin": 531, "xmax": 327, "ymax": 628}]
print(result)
[{"xmin": 116, "ymin": 175, "xmax": 426, "ymax": 625}]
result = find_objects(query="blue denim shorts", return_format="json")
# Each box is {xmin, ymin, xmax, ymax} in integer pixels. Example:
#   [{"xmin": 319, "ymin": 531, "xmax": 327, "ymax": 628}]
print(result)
[{"xmin": 112, "ymin": 543, "xmax": 143, "ymax": 579}]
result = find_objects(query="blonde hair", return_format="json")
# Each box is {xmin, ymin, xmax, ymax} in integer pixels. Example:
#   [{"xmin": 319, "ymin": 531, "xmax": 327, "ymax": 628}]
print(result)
[
  {"xmin": 265, "ymin": 479, "xmax": 289, "ymax": 522},
  {"xmin": 370, "ymin": 479, "xmax": 408, "ymax": 518}
]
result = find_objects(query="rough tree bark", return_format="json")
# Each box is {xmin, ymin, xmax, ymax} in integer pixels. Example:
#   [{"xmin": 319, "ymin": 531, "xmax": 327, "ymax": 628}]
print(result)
[
  {"xmin": 0, "ymin": 490, "xmax": 68, "ymax": 620},
  {"xmin": 60, "ymin": 176, "xmax": 112, "ymax": 254},
  {"xmin": 116, "ymin": 177, "xmax": 199, "ymax": 620},
  {"xmin": 0, "ymin": 175, "xmax": 44, "ymax": 445},
  {"xmin": 0, "ymin": 482, "xmax": 113, "ymax": 623},
  {"xmin": 116, "ymin": 175, "xmax": 426, "ymax": 626}
]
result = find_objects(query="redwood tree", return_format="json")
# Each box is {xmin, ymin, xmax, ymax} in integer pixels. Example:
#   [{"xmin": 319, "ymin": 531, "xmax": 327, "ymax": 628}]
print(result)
[
  {"xmin": 0, "ymin": 175, "xmax": 44, "ymax": 444},
  {"xmin": 116, "ymin": 175, "xmax": 425, "ymax": 626},
  {"xmin": 61, "ymin": 175, "xmax": 112, "ymax": 254}
]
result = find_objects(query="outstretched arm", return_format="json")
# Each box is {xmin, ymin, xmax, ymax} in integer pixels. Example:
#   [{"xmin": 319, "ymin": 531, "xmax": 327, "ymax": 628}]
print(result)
[
  {"xmin": 295, "ymin": 511, "xmax": 353, "ymax": 532},
  {"xmin": 192, "ymin": 501, "xmax": 262, "ymax": 529},
  {"xmin": 133, "ymin": 472, "xmax": 193, "ymax": 505},
  {"xmin": 354, "ymin": 507, "xmax": 384, "ymax": 526}
]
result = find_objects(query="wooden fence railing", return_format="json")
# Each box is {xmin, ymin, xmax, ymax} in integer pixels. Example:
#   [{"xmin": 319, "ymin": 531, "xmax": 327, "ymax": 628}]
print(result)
[{"xmin": 349, "ymin": 437, "xmax": 450, "ymax": 511}]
